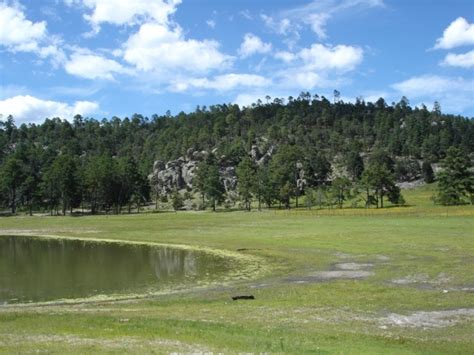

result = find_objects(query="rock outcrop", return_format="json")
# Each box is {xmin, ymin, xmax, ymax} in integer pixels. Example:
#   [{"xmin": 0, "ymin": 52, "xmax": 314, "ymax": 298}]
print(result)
[{"xmin": 149, "ymin": 143, "xmax": 274, "ymax": 196}]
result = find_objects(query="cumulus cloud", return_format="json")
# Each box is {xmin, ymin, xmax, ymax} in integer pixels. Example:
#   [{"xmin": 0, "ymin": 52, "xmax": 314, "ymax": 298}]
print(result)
[
  {"xmin": 123, "ymin": 22, "xmax": 231, "ymax": 73},
  {"xmin": 65, "ymin": 0, "xmax": 181, "ymax": 34},
  {"xmin": 392, "ymin": 75, "xmax": 472, "ymax": 97},
  {"xmin": 275, "ymin": 44, "xmax": 363, "ymax": 71},
  {"xmin": 441, "ymin": 50, "xmax": 474, "ymax": 68},
  {"xmin": 299, "ymin": 44, "xmax": 363, "ymax": 71},
  {"xmin": 434, "ymin": 17, "xmax": 474, "ymax": 50},
  {"xmin": 0, "ymin": 2, "xmax": 46, "ymax": 51},
  {"xmin": 392, "ymin": 75, "xmax": 474, "ymax": 114},
  {"xmin": 238, "ymin": 33, "xmax": 272, "ymax": 58},
  {"xmin": 169, "ymin": 73, "xmax": 271, "ymax": 92},
  {"xmin": 0, "ymin": 2, "xmax": 64, "ymax": 63},
  {"xmin": 0, "ymin": 95, "xmax": 99, "ymax": 124},
  {"xmin": 65, "ymin": 52, "xmax": 129, "ymax": 80},
  {"xmin": 274, "ymin": 51, "xmax": 297, "ymax": 63}
]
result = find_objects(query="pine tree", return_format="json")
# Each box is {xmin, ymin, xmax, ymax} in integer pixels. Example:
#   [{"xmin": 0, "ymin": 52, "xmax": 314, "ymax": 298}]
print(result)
[
  {"xmin": 236, "ymin": 156, "xmax": 257, "ymax": 211},
  {"xmin": 436, "ymin": 147, "xmax": 473, "ymax": 205}
]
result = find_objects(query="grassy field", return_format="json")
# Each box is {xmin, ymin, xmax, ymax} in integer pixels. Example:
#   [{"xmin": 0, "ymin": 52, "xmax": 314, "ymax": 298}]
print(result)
[{"xmin": 1, "ymin": 184, "xmax": 473, "ymax": 353}]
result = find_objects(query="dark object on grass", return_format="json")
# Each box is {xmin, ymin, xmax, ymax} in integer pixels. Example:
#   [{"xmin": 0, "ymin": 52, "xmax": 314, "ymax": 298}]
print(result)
[{"xmin": 232, "ymin": 295, "xmax": 255, "ymax": 300}]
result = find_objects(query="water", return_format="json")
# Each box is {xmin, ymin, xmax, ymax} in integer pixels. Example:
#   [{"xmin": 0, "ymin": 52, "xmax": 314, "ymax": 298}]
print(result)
[{"xmin": 0, "ymin": 236, "xmax": 231, "ymax": 305}]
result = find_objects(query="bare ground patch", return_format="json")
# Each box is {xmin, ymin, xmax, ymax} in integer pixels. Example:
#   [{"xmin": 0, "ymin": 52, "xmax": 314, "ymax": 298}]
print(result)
[
  {"xmin": 0, "ymin": 333, "xmax": 210, "ymax": 353},
  {"xmin": 334, "ymin": 262, "xmax": 373, "ymax": 271},
  {"xmin": 380, "ymin": 308, "xmax": 474, "ymax": 329},
  {"xmin": 286, "ymin": 270, "xmax": 374, "ymax": 284}
]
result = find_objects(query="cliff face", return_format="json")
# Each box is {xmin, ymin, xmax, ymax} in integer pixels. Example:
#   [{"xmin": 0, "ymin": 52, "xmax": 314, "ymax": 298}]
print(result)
[
  {"xmin": 149, "ymin": 144, "xmax": 275, "ymax": 195},
  {"xmin": 149, "ymin": 145, "xmax": 434, "ymax": 197}
]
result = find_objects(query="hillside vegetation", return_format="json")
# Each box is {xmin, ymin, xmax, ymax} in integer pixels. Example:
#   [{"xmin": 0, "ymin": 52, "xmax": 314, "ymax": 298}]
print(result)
[{"xmin": 1, "ymin": 94, "xmax": 473, "ymax": 214}]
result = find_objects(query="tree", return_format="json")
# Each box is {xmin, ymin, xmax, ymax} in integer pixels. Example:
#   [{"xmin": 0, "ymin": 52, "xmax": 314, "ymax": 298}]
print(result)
[
  {"xmin": 361, "ymin": 163, "xmax": 402, "ymax": 208},
  {"xmin": 422, "ymin": 161, "xmax": 435, "ymax": 183},
  {"xmin": 330, "ymin": 177, "xmax": 352, "ymax": 208},
  {"xmin": 255, "ymin": 164, "xmax": 275, "ymax": 209},
  {"xmin": 196, "ymin": 154, "xmax": 225, "ymax": 211},
  {"xmin": 303, "ymin": 151, "xmax": 332, "ymax": 187},
  {"xmin": 0, "ymin": 156, "xmax": 25, "ymax": 214},
  {"xmin": 171, "ymin": 190, "xmax": 184, "ymax": 211},
  {"xmin": 20, "ymin": 145, "xmax": 43, "ymax": 216},
  {"xmin": 44, "ymin": 154, "xmax": 81, "ymax": 215},
  {"xmin": 304, "ymin": 188, "xmax": 316, "ymax": 210},
  {"xmin": 345, "ymin": 151, "xmax": 364, "ymax": 181},
  {"xmin": 270, "ymin": 145, "xmax": 302, "ymax": 208},
  {"xmin": 435, "ymin": 147, "xmax": 473, "ymax": 205},
  {"xmin": 236, "ymin": 156, "xmax": 257, "ymax": 211}
]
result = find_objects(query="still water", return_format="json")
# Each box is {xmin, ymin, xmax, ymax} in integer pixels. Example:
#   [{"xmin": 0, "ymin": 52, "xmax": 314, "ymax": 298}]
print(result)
[{"xmin": 0, "ymin": 236, "xmax": 231, "ymax": 305}]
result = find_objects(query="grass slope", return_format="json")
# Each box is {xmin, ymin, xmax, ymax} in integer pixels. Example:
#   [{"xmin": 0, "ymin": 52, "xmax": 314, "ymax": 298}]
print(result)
[{"xmin": 0, "ymin": 184, "xmax": 473, "ymax": 353}]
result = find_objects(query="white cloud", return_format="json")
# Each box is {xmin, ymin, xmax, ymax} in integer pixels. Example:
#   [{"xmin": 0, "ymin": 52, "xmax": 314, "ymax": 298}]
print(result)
[
  {"xmin": 123, "ymin": 22, "xmax": 231, "ymax": 73},
  {"xmin": 392, "ymin": 75, "xmax": 472, "ymax": 97},
  {"xmin": 261, "ymin": 14, "xmax": 292, "ymax": 36},
  {"xmin": 0, "ymin": 95, "xmax": 99, "ymax": 124},
  {"xmin": 275, "ymin": 68, "xmax": 347, "ymax": 90},
  {"xmin": 392, "ymin": 75, "xmax": 474, "ymax": 114},
  {"xmin": 299, "ymin": 44, "xmax": 363, "ymax": 71},
  {"xmin": 441, "ymin": 50, "xmax": 474, "ymax": 68},
  {"xmin": 65, "ymin": 52, "xmax": 128, "ymax": 80},
  {"xmin": 274, "ymin": 51, "xmax": 296, "ymax": 63},
  {"xmin": 434, "ymin": 17, "xmax": 474, "ymax": 50},
  {"xmin": 278, "ymin": 0, "xmax": 384, "ymax": 40},
  {"xmin": 206, "ymin": 19, "xmax": 215, "ymax": 29},
  {"xmin": 0, "ymin": 2, "xmax": 46, "ymax": 52},
  {"xmin": 304, "ymin": 13, "xmax": 330, "ymax": 39},
  {"xmin": 275, "ymin": 43, "xmax": 364, "ymax": 72},
  {"xmin": 0, "ymin": 2, "xmax": 64, "ymax": 64},
  {"xmin": 169, "ymin": 74, "xmax": 271, "ymax": 92},
  {"xmin": 238, "ymin": 33, "xmax": 272, "ymax": 58},
  {"xmin": 239, "ymin": 10, "xmax": 253, "ymax": 20},
  {"xmin": 66, "ymin": 0, "xmax": 181, "ymax": 34}
]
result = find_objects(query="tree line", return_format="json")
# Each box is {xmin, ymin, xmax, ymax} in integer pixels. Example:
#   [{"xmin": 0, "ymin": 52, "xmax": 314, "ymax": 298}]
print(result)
[{"xmin": 0, "ymin": 93, "xmax": 472, "ymax": 214}]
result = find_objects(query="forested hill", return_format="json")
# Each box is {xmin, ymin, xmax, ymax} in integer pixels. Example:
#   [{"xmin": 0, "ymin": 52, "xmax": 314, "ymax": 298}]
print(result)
[
  {"xmin": 1, "ymin": 95, "xmax": 473, "ymax": 172},
  {"xmin": 0, "ymin": 94, "xmax": 473, "ymax": 214}
]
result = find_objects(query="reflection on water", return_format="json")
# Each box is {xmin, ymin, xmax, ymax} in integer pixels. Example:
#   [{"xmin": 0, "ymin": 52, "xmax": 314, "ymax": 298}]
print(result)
[{"xmin": 0, "ymin": 236, "xmax": 229, "ymax": 305}]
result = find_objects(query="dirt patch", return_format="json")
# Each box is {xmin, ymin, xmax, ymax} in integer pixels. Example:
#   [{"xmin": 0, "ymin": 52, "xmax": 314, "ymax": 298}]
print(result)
[
  {"xmin": 380, "ymin": 308, "xmax": 474, "ymax": 329},
  {"xmin": 0, "ymin": 228, "xmax": 100, "ymax": 235},
  {"xmin": 0, "ymin": 333, "xmax": 209, "ymax": 352},
  {"xmin": 376, "ymin": 255, "xmax": 390, "ymax": 262},
  {"xmin": 286, "ymin": 271, "xmax": 374, "ymax": 284},
  {"xmin": 335, "ymin": 263, "xmax": 373, "ymax": 271},
  {"xmin": 391, "ymin": 273, "xmax": 452, "ymax": 288},
  {"xmin": 334, "ymin": 252, "xmax": 353, "ymax": 259}
]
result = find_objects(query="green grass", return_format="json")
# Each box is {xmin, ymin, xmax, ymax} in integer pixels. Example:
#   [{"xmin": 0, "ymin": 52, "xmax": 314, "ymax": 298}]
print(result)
[{"xmin": 1, "ymin": 184, "xmax": 473, "ymax": 353}]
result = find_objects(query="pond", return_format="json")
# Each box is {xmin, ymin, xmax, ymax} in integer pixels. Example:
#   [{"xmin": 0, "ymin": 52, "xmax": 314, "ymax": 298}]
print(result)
[{"xmin": 0, "ymin": 235, "xmax": 233, "ymax": 305}]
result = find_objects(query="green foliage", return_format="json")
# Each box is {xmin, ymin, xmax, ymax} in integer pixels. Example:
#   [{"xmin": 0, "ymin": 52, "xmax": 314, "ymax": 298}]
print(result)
[
  {"xmin": 421, "ymin": 161, "xmax": 435, "ymax": 183},
  {"xmin": 196, "ymin": 154, "xmax": 225, "ymax": 211},
  {"xmin": 236, "ymin": 156, "xmax": 257, "ymax": 211},
  {"xmin": 394, "ymin": 158, "xmax": 421, "ymax": 182},
  {"xmin": 0, "ymin": 94, "xmax": 473, "ymax": 213},
  {"xmin": 360, "ymin": 162, "xmax": 402, "ymax": 208},
  {"xmin": 0, "ymin": 155, "xmax": 26, "ymax": 213},
  {"xmin": 171, "ymin": 190, "xmax": 184, "ymax": 211},
  {"xmin": 270, "ymin": 145, "xmax": 302, "ymax": 208},
  {"xmin": 303, "ymin": 150, "xmax": 332, "ymax": 186},
  {"xmin": 435, "ymin": 147, "xmax": 473, "ymax": 205},
  {"xmin": 344, "ymin": 150, "xmax": 364, "ymax": 181},
  {"xmin": 330, "ymin": 177, "xmax": 353, "ymax": 208}
]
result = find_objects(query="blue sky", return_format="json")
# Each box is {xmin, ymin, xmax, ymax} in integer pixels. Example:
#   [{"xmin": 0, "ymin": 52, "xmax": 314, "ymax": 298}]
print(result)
[{"xmin": 0, "ymin": 0, "xmax": 473, "ymax": 124}]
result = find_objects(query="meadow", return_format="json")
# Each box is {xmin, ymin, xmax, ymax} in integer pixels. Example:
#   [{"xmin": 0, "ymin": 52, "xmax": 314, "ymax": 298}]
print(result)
[{"xmin": 0, "ymin": 185, "xmax": 473, "ymax": 353}]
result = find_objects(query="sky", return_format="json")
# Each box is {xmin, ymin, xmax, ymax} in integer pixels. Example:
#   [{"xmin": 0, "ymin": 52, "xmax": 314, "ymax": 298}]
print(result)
[{"xmin": 0, "ymin": 0, "xmax": 473, "ymax": 124}]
